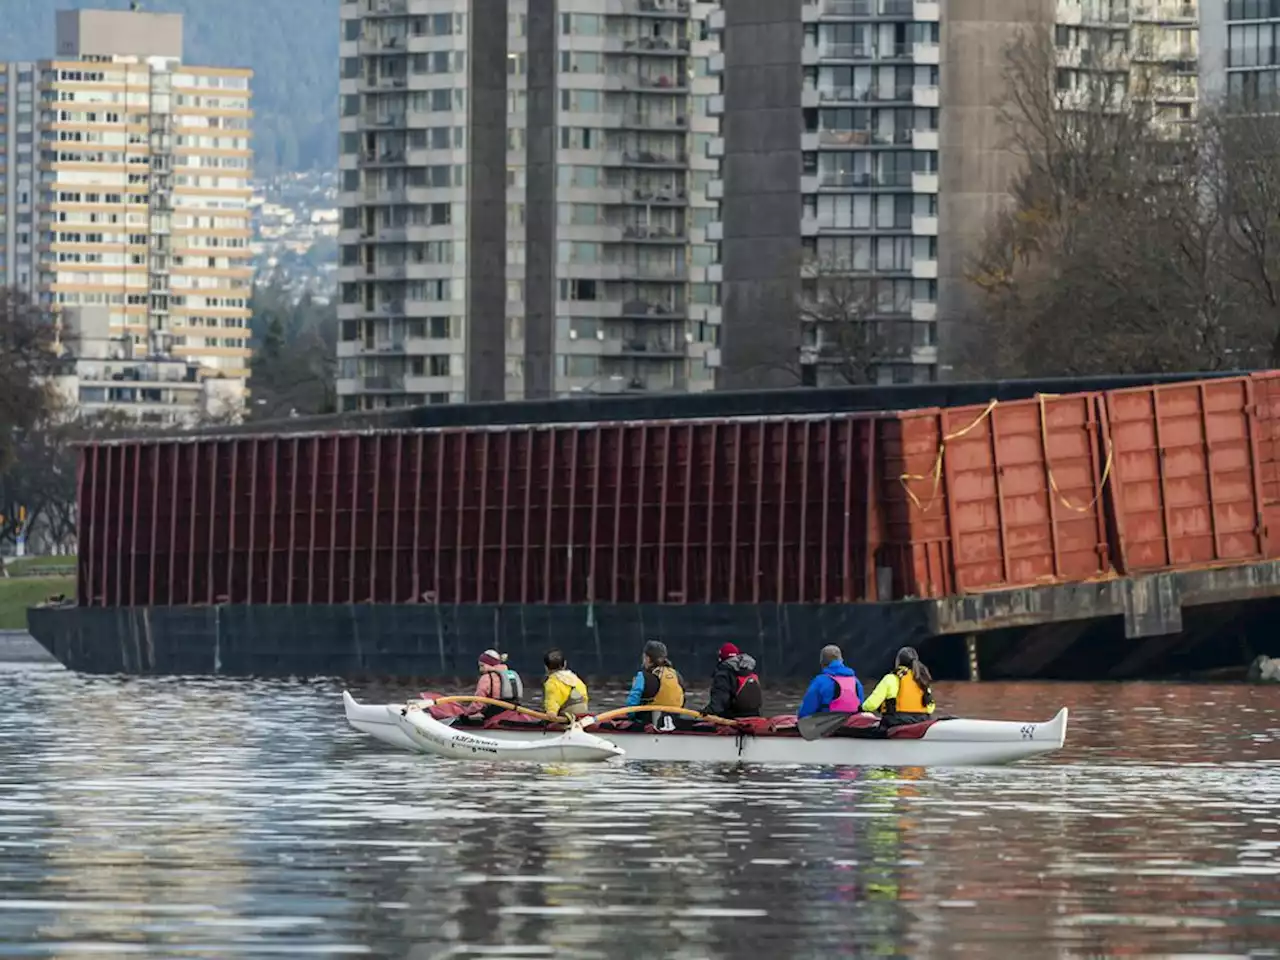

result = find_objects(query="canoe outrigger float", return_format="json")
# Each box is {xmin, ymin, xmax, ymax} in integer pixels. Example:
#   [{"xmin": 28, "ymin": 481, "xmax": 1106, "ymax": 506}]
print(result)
[{"xmin": 342, "ymin": 692, "xmax": 1069, "ymax": 766}]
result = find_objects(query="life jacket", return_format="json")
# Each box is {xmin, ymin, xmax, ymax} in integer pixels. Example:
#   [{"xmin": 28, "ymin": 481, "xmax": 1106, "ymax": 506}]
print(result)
[
  {"xmin": 497, "ymin": 668, "xmax": 523, "ymax": 704},
  {"xmin": 550, "ymin": 669, "xmax": 588, "ymax": 716},
  {"xmin": 828, "ymin": 673, "xmax": 862, "ymax": 712},
  {"xmin": 731, "ymin": 672, "xmax": 763, "ymax": 715},
  {"xmin": 885, "ymin": 666, "xmax": 930, "ymax": 714},
  {"xmin": 644, "ymin": 665, "xmax": 685, "ymax": 709}
]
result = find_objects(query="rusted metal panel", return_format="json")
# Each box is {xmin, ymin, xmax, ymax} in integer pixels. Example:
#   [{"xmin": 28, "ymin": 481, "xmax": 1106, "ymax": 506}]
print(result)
[
  {"xmin": 1106, "ymin": 377, "xmax": 1265, "ymax": 573},
  {"xmin": 1251, "ymin": 371, "xmax": 1280, "ymax": 556},
  {"xmin": 879, "ymin": 395, "xmax": 1110, "ymax": 597}
]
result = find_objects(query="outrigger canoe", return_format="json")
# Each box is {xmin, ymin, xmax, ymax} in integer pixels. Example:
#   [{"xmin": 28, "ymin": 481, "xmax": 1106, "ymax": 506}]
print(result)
[{"xmin": 343, "ymin": 692, "xmax": 1069, "ymax": 766}]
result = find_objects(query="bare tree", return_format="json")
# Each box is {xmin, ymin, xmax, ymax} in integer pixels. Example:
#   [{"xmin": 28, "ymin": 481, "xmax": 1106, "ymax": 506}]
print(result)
[
  {"xmin": 797, "ymin": 262, "xmax": 906, "ymax": 386},
  {"xmin": 1204, "ymin": 107, "xmax": 1280, "ymax": 363},
  {"xmin": 960, "ymin": 28, "xmax": 1273, "ymax": 378}
]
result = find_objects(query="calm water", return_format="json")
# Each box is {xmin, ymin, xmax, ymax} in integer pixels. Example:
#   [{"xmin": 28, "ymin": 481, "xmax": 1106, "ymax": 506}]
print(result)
[{"xmin": 2, "ymin": 663, "xmax": 1280, "ymax": 959}]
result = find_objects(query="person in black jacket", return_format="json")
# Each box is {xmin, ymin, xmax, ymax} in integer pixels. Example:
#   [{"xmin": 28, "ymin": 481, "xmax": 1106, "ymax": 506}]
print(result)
[{"xmin": 703, "ymin": 643, "xmax": 763, "ymax": 718}]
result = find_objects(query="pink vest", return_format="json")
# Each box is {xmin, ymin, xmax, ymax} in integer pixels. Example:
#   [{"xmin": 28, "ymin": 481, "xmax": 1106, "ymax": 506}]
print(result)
[{"xmin": 829, "ymin": 674, "xmax": 861, "ymax": 712}]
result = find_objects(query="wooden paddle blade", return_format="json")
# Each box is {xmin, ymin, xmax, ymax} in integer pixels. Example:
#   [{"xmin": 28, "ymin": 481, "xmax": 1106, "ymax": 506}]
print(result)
[{"xmin": 797, "ymin": 711, "xmax": 855, "ymax": 741}]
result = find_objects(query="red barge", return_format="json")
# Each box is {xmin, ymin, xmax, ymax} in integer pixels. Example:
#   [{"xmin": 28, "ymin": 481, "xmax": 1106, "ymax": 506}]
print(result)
[{"xmin": 27, "ymin": 371, "xmax": 1280, "ymax": 680}]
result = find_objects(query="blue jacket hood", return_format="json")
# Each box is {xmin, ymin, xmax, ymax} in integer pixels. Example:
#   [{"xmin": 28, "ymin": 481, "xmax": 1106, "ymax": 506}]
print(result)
[{"xmin": 822, "ymin": 659, "xmax": 856, "ymax": 678}]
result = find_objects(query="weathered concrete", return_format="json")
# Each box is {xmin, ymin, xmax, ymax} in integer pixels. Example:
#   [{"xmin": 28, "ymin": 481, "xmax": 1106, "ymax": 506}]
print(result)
[
  {"xmin": 718, "ymin": 0, "xmax": 803, "ymax": 390},
  {"xmin": 937, "ymin": 0, "xmax": 1054, "ymax": 375},
  {"xmin": 464, "ymin": 0, "xmax": 510, "ymax": 402},
  {"xmin": 522, "ymin": 0, "xmax": 557, "ymax": 399}
]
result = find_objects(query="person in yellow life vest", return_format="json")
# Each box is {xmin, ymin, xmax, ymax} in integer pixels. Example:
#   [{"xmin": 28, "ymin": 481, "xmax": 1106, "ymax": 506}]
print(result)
[
  {"xmin": 542, "ymin": 648, "xmax": 589, "ymax": 721},
  {"xmin": 860, "ymin": 646, "xmax": 936, "ymax": 729},
  {"xmin": 625, "ymin": 639, "xmax": 686, "ymax": 728}
]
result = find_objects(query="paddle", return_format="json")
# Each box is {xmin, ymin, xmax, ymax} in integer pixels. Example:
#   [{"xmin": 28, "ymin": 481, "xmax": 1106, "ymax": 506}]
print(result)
[
  {"xmin": 419, "ymin": 695, "xmax": 559, "ymax": 724},
  {"xmin": 797, "ymin": 711, "xmax": 858, "ymax": 741},
  {"xmin": 588, "ymin": 705, "xmax": 739, "ymax": 727}
]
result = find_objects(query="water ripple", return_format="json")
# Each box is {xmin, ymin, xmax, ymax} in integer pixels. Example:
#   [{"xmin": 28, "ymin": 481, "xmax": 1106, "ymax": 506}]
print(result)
[{"xmin": 2, "ymin": 671, "xmax": 1280, "ymax": 959}]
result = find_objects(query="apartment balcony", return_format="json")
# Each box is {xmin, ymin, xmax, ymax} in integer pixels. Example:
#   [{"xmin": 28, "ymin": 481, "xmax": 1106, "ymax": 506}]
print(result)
[
  {"xmin": 912, "ymin": 213, "xmax": 939, "ymax": 236},
  {"xmin": 620, "ymin": 224, "xmax": 688, "ymax": 243},
  {"xmin": 815, "ymin": 128, "xmax": 914, "ymax": 148},
  {"xmin": 359, "ymin": 0, "xmax": 410, "ymax": 14},
  {"xmin": 624, "ymin": 0, "xmax": 692, "ymax": 17},
  {"xmin": 801, "ymin": 215, "xmax": 820, "ymax": 236},
  {"xmin": 915, "ymin": 1, "xmax": 941, "ymax": 20},
  {"xmin": 911, "ymin": 300, "xmax": 937, "ymax": 322},
  {"xmin": 601, "ymin": 149, "xmax": 689, "ymax": 169},
  {"xmin": 707, "ymin": 178, "xmax": 723, "ymax": 200},
  {"xmin": 617, "ymin": 261, "xmax": 689, "ymax": 282},
  {"xmin": 618, "ymin": 186, "xmax": 689, "ymax": 206},
  {"xmin": 912, "ymin": 172, "xmax": 939, "ymax": 194},
  {"xmin": 620, "ymin": 113, "xmax": 689, "ymax": 132},
  {"xmin": 912, "ymin": 129, "xmax": 939, "ymax": 150},
  {"xmin": 619, "ymin": 74, "xmax": 689, "ymax": 95},
  {"xmin": 913, "ymin": 84, "xmax": 939, "ymax": 108},
  {"xmin": 606, "ymin": 338, "xmax": 687, "ymax": 359},
  {"xmin": 358, "ymin": 74, "xmax": 410, "ymax": 93},
  {"xmin": 818, "ymin": 85, "xmax": 914, "ymax": 105},
  {"xmin": 912, "ymin": 258, "xmax": 938, "ymax": 280},
  {"xmin": 914, "ymin": 41, "xmax": 940, "ymax": 66},
  {"xmin": 820, "ymin": 0, "xmax": 916, "ymax": 16},
  {"xmin": 1131, "ymin": 2, "xmax": 1197, "ymax": 22},
  {"xmin": 621, "ymin": 299, "xmax": 687, "ymax": 320},
  {"xmin": 706, "ymin": 221, "xmax": 722, "ymax": 242},
  {"xmin": 358, "ymin": 148, "xmax": 408, "ymax": 168},
  {"xmin": 617, "ymin": 35, "xmax": 692, "ymax": 56}
]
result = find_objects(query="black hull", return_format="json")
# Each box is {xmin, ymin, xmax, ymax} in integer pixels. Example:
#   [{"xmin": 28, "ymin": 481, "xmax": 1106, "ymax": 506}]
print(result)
[{"xmin": 26, "ymin": 602, "xmax": 933, "ymax": 679}]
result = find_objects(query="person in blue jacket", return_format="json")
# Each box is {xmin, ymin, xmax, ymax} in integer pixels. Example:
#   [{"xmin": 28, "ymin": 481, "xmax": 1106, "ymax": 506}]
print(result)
[{"xmin": 797, "ymin": 644, "xmax": 865, "ymax": 719}]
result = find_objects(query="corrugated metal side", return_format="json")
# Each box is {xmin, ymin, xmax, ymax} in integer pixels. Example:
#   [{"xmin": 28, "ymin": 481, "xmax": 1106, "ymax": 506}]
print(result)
[
  {"xmin": 1251, "ymin": 371, "xmax": 1280, "ymax": 557},
  {"xmin": 878, "ymin": 395, "xmax": 1111, "ymax": 597},
  {"xmin": 1104, "ymin": 377, "xmax": 1265, "ymax": 573},
  {"xmin": 81, "ymin": 417, "xmax": 881, "ymax": 608}
]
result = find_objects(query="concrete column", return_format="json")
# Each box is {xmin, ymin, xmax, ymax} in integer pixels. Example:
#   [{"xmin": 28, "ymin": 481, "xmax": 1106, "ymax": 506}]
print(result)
[
  {"xmin": 465, "ymin": 0, "xmax": 510, "ymax": 402},
  {"xmin": 718, "ymin": 0, "xmax": 803, "ymax": 391},
  {"xmin": 523, "ymin": 0, "xmax": 557, "ymax": 399},
  {"xmin": 936, "ymin": 0, "xmax": 1054, "ymax": 376}
]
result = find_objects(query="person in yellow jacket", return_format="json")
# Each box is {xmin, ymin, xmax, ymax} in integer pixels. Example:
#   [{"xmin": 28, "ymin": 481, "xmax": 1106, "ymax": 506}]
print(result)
[
  {"xmin": 860, "ymin": 646, "xmax": 936, "ymax": 729},
  {"xmin": 541, "ymin": 648, "xmax": 589, "ymax": 721}
]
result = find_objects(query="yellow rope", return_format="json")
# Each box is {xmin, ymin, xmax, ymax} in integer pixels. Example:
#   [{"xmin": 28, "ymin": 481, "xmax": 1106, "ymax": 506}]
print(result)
[
  {"xmin": 898, "ymin": 399, "xmax": 999, "ymax": 513},
  {"xmin": 1037, "ymin": 393, "xmax": 1114, "ymax": 514}
]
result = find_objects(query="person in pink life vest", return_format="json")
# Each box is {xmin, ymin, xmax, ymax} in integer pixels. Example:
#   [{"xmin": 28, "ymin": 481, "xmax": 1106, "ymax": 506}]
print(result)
[{"xmin": 796, "ymin": 644, "xmax": 864, "ymax": 719}]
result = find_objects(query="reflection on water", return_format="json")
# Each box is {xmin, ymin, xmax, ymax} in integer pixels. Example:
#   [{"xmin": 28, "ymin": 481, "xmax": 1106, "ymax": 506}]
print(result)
[{"xmin": 1, "ymin": 671, "xmax": 1279, "ymax": 959}]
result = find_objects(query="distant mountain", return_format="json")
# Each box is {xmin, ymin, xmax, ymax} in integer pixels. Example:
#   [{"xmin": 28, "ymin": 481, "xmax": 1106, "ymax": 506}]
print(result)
[{"xmin": 0, "ymin": 0, "xmax": 340, "ymax": 176}]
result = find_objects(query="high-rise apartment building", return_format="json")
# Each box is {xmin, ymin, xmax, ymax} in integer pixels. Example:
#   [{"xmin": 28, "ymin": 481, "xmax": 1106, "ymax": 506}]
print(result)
[
  {"xmin": 0, "ymin": 9, "xmax": 254, "ymax": 425},
  {"xmin": 713, "ymin": 0, "xmax": 941, "ymax": 388},
  {"xmin": 1201, "ymin": 1, "xmax": 1280, "ymax": 105},
  {"xmin": 336, "ymin": 0, "xmax": 722, "ymax": 409}
]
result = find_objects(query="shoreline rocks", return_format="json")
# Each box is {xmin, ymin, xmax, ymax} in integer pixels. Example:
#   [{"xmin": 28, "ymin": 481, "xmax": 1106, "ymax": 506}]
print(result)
[{"xmin": 1247, "ymin": 655, "xmax": 1280, "ymax": 683}]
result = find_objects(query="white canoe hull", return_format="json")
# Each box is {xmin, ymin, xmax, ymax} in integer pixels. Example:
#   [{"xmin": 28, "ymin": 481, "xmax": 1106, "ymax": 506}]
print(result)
[
  {"xmin": 394, "ymin": 704, "xmax": 624, "ymax": 763},
  {"xmin": 343, "ymin": 692, "xmax": 1068, "ymax": 766}
]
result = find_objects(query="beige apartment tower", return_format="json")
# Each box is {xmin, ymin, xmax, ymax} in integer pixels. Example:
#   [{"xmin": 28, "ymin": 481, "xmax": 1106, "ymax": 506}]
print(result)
[{"xmin": 0, "ymin": 9, "xmax": 254, "ymax": 425}]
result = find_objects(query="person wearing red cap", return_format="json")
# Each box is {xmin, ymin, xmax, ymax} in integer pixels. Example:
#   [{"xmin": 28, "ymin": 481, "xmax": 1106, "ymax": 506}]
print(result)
[{"xmin": 702, "ymin": 642, "xmax": 763, "ymax": 719}]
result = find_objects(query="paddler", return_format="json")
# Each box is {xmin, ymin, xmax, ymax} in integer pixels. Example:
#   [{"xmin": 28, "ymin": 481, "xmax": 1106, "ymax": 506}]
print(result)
[
  {"xmin": 542, "ymin": 648, "xmax": 590, "ymax": 721},
  {"xmin": 473, "ymin": 648, "xmax": 523, "ymax": 717},
  {"xmin": 625, "ymin": 639, "xmax": 686, "ymax": 727},
  {"xmin": 796, "ymin": 644, "xmax": 864, "ymax": 719},
  {"xmin": 860, "ymin": 646, "xmax": 936, "ymax": 728},
  {"xmin": 702, "ymin": 643, "xmax": 763, "ymax": 719}
]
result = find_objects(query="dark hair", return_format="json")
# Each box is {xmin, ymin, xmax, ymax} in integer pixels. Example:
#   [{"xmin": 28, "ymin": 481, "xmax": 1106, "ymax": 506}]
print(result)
[
  {"xmin": 896, "ymin": 646, "xmax": 934, "ymax": 707},
  {"xmin": 643, "ymin": 639, "xmax": 669, "ymax": 666},
  {"xmin": 544, "ymin": 649, "xmax": 566, "ymax": 671}
]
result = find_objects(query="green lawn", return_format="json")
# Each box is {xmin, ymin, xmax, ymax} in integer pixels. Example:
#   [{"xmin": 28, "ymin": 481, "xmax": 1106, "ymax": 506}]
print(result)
[
  {"xmin": 4, "ymin": 555, "xmax": 77, "ymax": 575},
  {"xmin": 0, "ymin": 576, "xmax": 76, "ymax": 630}
]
